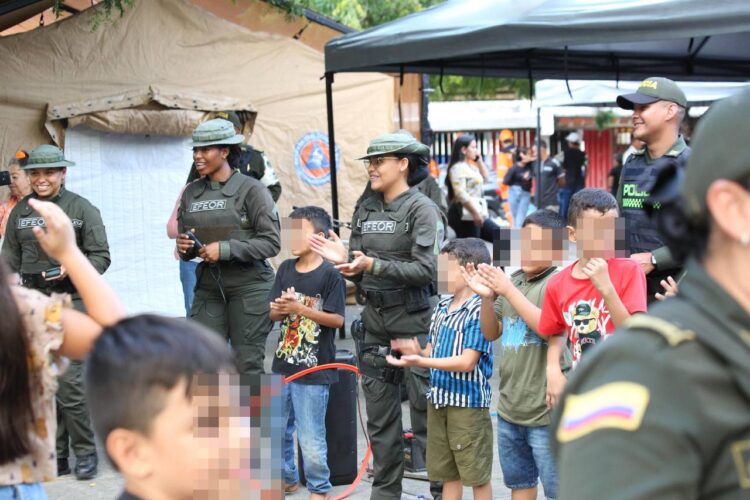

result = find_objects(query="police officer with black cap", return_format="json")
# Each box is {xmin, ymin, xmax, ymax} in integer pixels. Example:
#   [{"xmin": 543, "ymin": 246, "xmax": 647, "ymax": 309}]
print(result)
[
  {"xmin": 552, "ymin": 86, "xmax": 750, "ymax": 500},
  {"xmin": 2, "ymin": 144, "xmax": 109, "ymax": 480},
  {"xmin": 310, "ymin": 132, "xmax": 444, "ymax": 500},
  {"xmin": 616, "ymin": 77, "xmax": 691, "ymax": 301}
]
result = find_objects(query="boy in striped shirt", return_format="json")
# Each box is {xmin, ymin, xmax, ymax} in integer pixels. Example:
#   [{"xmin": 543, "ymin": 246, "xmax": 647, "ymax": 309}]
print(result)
[{"xmin": 387, "ymin": 238, "xmax": 493, "ymax": 500}]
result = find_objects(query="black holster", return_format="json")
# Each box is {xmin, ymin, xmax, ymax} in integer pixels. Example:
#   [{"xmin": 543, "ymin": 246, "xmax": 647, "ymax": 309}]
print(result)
[{"xmin": 357, "ymin": 343, "xmax": 404, "ymax": 385}]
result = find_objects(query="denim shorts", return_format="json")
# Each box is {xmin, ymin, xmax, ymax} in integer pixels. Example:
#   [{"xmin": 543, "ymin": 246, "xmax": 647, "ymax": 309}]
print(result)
[
  {"xmin": 497, "ymin": 416, "xmax": 558, "ymax": 499},
  {"xmin": 0, "ymin": 483, "xmax": 46, "ymax": 500}
]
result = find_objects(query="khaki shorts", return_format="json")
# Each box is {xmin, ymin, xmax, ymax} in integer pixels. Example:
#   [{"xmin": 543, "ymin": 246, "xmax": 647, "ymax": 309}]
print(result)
[{"xmin": 426, "ymin": 405, "xmax": 493, "ymax": 486}]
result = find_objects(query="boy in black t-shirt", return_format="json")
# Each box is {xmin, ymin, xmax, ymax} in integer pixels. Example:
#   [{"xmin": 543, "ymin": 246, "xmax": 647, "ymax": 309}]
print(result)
[{"xmin": 269, "ymin": 206, "xmax": 346, "ymax": 500}]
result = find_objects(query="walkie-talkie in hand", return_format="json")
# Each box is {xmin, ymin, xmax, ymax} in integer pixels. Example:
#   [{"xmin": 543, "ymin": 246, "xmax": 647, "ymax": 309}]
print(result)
[{"xmin": 186, "ymin": 231, "xmax": 204, "ymax": 251}]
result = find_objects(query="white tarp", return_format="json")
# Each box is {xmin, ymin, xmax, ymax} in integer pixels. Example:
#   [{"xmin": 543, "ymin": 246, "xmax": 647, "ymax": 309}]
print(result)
[
  {"xmin": 64, "ymin": 127, "xmax": 189, "ymax": 317},
  {"xmin": 534, "ymin": 80, "xmax": 750, "ymax": 108}
]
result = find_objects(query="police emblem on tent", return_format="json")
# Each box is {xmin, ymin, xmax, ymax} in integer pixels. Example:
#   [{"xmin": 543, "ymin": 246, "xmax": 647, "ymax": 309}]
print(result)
[{"xmin": 294, "ymin": 132, "xmax": 341, "ymax": 187}]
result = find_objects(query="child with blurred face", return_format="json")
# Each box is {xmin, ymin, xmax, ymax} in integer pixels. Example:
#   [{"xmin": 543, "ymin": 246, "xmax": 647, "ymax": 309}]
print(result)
[
  {"xmin": 85, "ymin": 315, "xmax": 249, "ymax": 500},
  {"xmin": 390, "ymin": 238, "xmax": 494, "ymax": 500},
  {"xmin": 270, "ymin": 206, "xmax": 346, "ymax": 499},
  {"xmin": 537, "ymin": 189, "xmax": 647, "ymax": 409}
]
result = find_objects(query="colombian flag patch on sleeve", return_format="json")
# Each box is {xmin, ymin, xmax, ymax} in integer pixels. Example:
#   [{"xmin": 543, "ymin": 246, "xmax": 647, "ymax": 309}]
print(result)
[{"xmin": 557, "ymin": 382, "xmax": 650, "ymax": 443}]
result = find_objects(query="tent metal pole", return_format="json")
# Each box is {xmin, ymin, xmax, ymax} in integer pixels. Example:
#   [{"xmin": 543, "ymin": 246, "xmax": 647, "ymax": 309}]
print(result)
[
  {"xmin": 535, "ymin": 107, "xmax": 542, "ymax": 209},
  {"xmin": 325, "ymin": 72, "xmax": 340, "ymax": 234},
  {"xmin": 325, "ymin": 71, "xmax": 347, "ymax": 341}
]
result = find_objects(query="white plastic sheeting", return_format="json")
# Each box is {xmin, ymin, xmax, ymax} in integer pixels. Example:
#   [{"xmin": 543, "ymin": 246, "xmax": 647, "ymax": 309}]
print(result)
[
  {"xmin": 64, "ymin": 127, "xmax": 191, "ymax": 317},
  {"xmin": 534, "ymin": 80, "xmax": 750, "ymax": 108}
]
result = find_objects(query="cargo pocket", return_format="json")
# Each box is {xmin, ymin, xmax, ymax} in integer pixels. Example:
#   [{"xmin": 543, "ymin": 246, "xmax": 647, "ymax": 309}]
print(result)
[
  {"xmin": 190, "ymin": 296, "xmax": 224, "ymax": 320},
  {"xmin": 361, "ymin": 373, "xmax": 391, "ymax": 403},
  {"xmin": 448, "ymin": 408, "xmax": 492, "ymax": 486},
  {"xmin": 448, "ymin": 423, "xmax": 479, "ymax": 473},
  {"xmin": 91, "ymin": 225, "xmax": 108, "ymax": 247},
  {"xmin": 241, "ymin": 295, "xmax": 271, "ymax": 345}
]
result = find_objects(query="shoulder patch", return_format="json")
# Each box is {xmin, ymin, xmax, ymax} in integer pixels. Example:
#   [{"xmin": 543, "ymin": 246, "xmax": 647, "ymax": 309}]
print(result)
[
  {"xmin": 731, "ymin": 439, "xmax": 750, "ymax": 489},
  {"xmin": 624, "ymin": 314, "xmax": 696, "ymax": 346},
  {"xmin": 557, "ymin": 382, "xmax": 650, "ymax": 443},
  {"xmin": 434, "ymin": 220, "xmax": 444, "ymax": 255}
]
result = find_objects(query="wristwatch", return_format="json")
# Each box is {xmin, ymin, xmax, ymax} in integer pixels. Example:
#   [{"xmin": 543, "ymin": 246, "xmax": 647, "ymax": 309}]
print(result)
[{"xmin": 650, "ymin": 253, "xmax": 657, "ymax": 268}]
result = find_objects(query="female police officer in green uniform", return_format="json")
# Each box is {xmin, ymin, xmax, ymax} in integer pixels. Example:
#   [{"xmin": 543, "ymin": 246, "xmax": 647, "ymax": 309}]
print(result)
[
  {"xmin": 176, "ymin": 118, "xmax": 280, "ymax": 376},
  {"xmin": 310, "ymin": 132, "xmax": 443, "ymax": 500},
  {"xmin": 1, "ymin": 144, "xmax": 109, "ymax": 479},
  {"xmin": 552, "ymin": 87, "xmax": 750, "ymax": 499}
]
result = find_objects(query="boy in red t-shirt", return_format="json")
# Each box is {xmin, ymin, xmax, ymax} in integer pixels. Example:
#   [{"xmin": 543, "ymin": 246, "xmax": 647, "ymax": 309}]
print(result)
[{"xmin": 539, "ymin": 188, "xmax": 647, "ymax": 407}]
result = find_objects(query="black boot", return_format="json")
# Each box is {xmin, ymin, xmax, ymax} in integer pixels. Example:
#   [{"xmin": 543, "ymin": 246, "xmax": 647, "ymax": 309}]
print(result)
[
  {"xmin": 74, "ymin": 453, "xmax": 98, "ymax": 480},
  {"xmin": 57, "ymin": 457, "xmax": 71, "ymax": 476}
]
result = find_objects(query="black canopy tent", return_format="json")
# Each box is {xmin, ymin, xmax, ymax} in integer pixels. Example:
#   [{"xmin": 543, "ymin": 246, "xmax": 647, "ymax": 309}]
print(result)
[{"xmin": 322, "ymin": 0, "xmax": 750, "ymax": 224}]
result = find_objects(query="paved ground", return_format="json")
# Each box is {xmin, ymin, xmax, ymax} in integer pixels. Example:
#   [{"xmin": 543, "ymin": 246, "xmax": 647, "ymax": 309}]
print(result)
[{"xmin": 44, "ymin": 303, "xmax": 548, "ymax": 500}]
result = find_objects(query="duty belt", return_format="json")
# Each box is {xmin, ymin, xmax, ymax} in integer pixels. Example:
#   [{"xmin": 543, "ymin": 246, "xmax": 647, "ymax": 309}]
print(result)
[{"xmin": 20, "ymin": 273, "xmax": 76, "ymax": 295}]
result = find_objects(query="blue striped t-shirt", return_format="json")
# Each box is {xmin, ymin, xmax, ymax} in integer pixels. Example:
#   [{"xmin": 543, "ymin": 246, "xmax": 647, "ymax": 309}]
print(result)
[{"xmin": 427, "ymin": 294, "xmax": 493, "ymax": 408}]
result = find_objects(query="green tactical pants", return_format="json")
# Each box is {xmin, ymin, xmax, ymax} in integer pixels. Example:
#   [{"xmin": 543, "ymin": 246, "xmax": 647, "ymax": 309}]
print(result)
[
  {"xmin": 361, "ymin": 331, "xmax": 441, "ymax": 500},
  {"xmin": 56, "ymin": 298, "xmax": 96, "ymax": 459},
  {"xmin": 190, "ymin": 266, "xmax": 273, "ymax": 376}
]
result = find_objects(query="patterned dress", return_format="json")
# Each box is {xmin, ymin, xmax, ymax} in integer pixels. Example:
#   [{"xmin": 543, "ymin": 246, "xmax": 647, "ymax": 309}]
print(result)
[{"xmin": 0, "ymin": 288, "xmax": 70, "ymax": 485}]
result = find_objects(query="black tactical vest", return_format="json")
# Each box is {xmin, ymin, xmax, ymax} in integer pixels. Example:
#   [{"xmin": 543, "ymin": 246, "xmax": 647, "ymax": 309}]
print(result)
[
  {"xmin": 13, "ymin": 190, "xmax": 87, "ymax": 274},
  {"xmin": 620, "ymin": 147, "xmax": 690, "ymax": 255}
]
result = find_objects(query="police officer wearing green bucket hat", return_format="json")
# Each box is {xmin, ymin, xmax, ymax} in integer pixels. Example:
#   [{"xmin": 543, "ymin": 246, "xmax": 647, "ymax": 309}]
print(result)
[
  {"xmin": 2, "ymin": 144, "xmax": 110, "ymax": 480},
  {"xmin": 551, "ymin": 87, "xmax": 750, "ymax": 499},
  {"xmin": 176, "ymin": 119, "xmax": 280, "ymax": 376},
  {"xmin": 310, "ymin": 132, "xmax": 444, "ymax": 500},
  {"xmin": 185, "ymin": 111, "xmax": 282, "ymax": 202}
]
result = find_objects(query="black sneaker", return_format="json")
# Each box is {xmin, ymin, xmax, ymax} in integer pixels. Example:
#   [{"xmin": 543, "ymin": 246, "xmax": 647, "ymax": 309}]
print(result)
[
  {"xmin": 57, "ymin": 457, "xmax": 71, "ymax": 476},
  {"xmin": 74, "ymin": 453, "xmax": 98, "ymax": 480}
]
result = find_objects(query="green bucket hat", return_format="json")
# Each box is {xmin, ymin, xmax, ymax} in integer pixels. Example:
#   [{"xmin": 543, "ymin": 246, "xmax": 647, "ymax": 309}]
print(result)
[
  {"xmin": 24, "ymin": 144, "xmax": 75, "ymax": 169},
  {"xmin": 680, "ymin": 87, "xmax": 750, "ymax": 223},
  {"xmin": 358, "ymin": 132, "xmax": 430, "ymax": 160},
  {"xmin": 191, "ymin": 118, "xmax": 245, "ymax": 148},
  {"xmin": 617, "ymin": 77, "xmax": 688, "ymax": 110}
]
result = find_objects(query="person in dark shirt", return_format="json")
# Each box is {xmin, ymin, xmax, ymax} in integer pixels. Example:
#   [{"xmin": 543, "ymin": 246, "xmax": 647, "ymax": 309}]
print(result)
[
  {"xmin": 503, "ymin": 146, "xmax": 535, "ymax": 228},
  {"xmin": 557, "ymin": 132, "xmax": 587, "ymax": 221},
  {"xmin": 538, "ymin": 141, "xmax": 565, "ymax": 211},
  {"xmin": 608, "ymin": 152, "xmax": 624, "ymax": 198},
  {"xmin": 269, "ymin": 206, "xmax": 346, "ymax": 499}
]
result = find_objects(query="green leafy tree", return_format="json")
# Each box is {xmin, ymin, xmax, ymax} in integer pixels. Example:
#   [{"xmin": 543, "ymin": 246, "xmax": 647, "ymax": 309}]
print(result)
[{"xmin": 54, "ymin": 0, "xmax": 134, "ymax": 29}]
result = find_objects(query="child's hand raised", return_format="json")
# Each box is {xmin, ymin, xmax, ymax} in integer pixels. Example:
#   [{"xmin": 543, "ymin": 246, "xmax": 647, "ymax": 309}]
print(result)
[
  {"xmin": 280, "ymin": 287, "xmax": 297, "ymax": 302},
  {"xmin": 385, "ymin": 353, "xmax": 421, "ymax": 368},
  {"xmin": 390, "ymin": 337, "xmax": 423, "ymax": 357},
  {"xmin": 476, "ymin": 263, "xmax": 512, "ymax": 297},
  {"xmin": 28, "ymin": 198, "xmax": 78, "ymax": 261},
  {"xmin": 581, "ymin": 258, "xmax": 613, "ymax": 294},
  {"xmin": 460, "ymin": 263, "xmax": 496, "ymax": 299}
]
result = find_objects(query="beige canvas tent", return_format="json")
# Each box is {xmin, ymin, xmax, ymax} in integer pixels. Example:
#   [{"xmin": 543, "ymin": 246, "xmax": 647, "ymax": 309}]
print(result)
[{"xmin": 0, "ymin": 0, "xmax": 393, "ymax": 314}]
